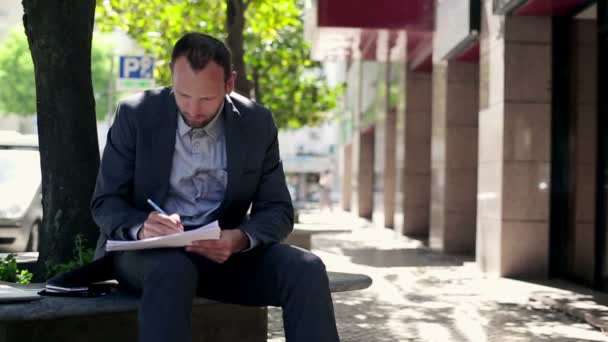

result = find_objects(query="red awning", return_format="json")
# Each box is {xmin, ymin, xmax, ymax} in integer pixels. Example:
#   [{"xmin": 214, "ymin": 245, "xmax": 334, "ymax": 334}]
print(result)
[
  {"xmin": 515, "ymin": 0, "xmax": 586, "ymax": 16},
  {"xmin": 307, "ymin": 0, "xmax": 434, "ymax": 66},
  {"xmin": 317, "ymin": 0, "xmax": 433, "ymax": 31}
]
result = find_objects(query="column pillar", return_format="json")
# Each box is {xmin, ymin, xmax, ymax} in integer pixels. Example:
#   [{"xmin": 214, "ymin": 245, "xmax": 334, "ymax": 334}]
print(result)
[
  {"xmin": 430, "ymin": 61, "xmax": 479, "ymax": 254},
  {"xmin": 402, "ymin": 70, "xmax": 432, "ymax": 236},
  {"xmin": 341, "ymin": 143, "xmax": 353, "ymax": 211},
  {"xmin": 570, "ymin": 19, "xmax": 598, "ymax": 283},
  {"xmin": 384, "ymin": 106, "xmax": 397, "ymax": 228},
  {"xmin": 358, "ymin": 127, "xmax": 375, "ymax": 219},
  {"xmin": 477, "ymin": 0, "xmax": 552, "ymax": 277}
]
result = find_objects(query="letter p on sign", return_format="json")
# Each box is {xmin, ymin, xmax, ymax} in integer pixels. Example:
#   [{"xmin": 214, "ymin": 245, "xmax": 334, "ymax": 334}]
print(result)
[
  {"xmin": 119, "ymin": 56, "xmax": 154, "ymax": 79},
  {"xmin": 117, "ymin": 55, "xmax": 155, "ymax": 91}
]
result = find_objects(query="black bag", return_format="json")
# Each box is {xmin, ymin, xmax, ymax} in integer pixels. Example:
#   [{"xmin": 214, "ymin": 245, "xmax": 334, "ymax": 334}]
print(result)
[{"xmin": 39, "ymin": 254, "xmax": 117, "ymax": 297}]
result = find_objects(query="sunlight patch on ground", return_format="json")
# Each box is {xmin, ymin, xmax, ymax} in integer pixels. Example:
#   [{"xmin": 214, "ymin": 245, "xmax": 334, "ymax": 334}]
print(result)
[
  {"xmin": 268, "ymin": 210, "xmax": 608, "ymax": 341},
  {"xmin": 416, "ymin": 322, "xmax": 453, "ymax": 341}
]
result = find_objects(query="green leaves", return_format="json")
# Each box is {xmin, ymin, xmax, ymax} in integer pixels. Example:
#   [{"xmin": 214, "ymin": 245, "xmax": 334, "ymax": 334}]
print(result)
[
  {"xmin": 0, "ymin": 28, "xmax": 36, "ymax": 115},
  {"xmin": 95, "ymin": 0, "xmax": 340, "ymax": 129},
  {"xmin": 0, "ymin": 27, "xmax": 115, "ymax": 119},
  {"xmin": 0, "ymin": 254, "xmax": 33, "ymax": 284},
  {"xmin": 45, "ymin": 234, "xmax": 94, "ymax": 278}
]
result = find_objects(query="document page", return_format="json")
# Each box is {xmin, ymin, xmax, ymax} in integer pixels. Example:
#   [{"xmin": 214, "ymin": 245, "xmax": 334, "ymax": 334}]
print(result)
[{"xmin": 106, "ymin": 221, "xmax": 221, "ymax": 252}]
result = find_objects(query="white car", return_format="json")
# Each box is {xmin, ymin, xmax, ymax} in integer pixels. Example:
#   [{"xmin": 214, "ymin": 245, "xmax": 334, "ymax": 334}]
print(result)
[{"xmin": 0, "ymin": 132, "xmax": 41, "ymax": 252}]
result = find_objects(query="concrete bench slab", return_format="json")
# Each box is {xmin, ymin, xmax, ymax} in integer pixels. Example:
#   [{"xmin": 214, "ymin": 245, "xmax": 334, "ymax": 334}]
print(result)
[
  {"xmin": 0, "ymin": 271, "xmax": 372, "ymax": 342},
  {"xmin": 0, "ymin": 293, "xmax": 266, "ymax": 342},
  {"xmin": 326, "ymin": 271, "xmax": 372, "ymax": 292},
  {"xmin": 0, "ymin": 252, "xmax": 38, "ymax": 266},
  {"xmin": 285, "ymin": 224, "xmax": 351, "ymax": 250}
]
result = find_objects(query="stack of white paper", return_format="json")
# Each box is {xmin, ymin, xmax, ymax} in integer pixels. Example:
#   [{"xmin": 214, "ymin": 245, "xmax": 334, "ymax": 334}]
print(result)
[{"xmin": 106, "ymin": 221, "xmax": 221, "ymax": 252}]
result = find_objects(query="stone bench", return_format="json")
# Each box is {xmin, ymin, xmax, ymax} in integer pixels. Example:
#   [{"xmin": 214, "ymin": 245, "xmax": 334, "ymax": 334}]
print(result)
[
  {"xmin": 0, "ymin": 252, "xmax": 38, "ymax": 264},
  {"xmin": 0, "ymin": 271, "xmax": 371, "ymax": 342},
  {"xmin": 284, "ymin": 224, "xmax": 351, "ymax": 250}
]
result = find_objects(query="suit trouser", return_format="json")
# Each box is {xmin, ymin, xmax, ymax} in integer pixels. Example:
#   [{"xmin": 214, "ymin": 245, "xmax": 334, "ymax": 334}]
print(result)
[{"xmin": 113, "ymin": 243, "xmax": 340, "ymax": 342}]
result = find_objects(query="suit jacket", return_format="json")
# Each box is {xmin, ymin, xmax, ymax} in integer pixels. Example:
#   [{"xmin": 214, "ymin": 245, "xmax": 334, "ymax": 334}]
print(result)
[{"xmin": 91, "ymin": 87, "xmax": 294, "ymax": 258}]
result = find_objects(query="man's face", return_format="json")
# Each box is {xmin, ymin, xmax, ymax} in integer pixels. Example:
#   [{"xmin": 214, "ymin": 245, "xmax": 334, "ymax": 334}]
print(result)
[{"xmin": 171, "ymin": 56, "xmax": 235, "ymax": 128}]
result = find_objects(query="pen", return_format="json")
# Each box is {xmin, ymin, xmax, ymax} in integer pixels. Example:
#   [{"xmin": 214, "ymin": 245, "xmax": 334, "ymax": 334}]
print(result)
[{"xmin": 146, "ymin": 199, "xmax": 168, "ymax": 216}]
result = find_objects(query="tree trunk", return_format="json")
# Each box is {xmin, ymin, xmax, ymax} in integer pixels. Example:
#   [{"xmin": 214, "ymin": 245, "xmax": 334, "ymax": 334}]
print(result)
[
  {"xmin": 22, "ymin": 0, "xmax": 100, "ymax": 280},
  {"xmin": 226, "ymin": 0, "xmax": 251, "ymax": 97}
]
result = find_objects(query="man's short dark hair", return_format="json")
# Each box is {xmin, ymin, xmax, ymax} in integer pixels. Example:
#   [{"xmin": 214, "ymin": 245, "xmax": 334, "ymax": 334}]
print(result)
[{"xmin": 170, "ymin": 32, "xmax": 232, "ymax": 82}]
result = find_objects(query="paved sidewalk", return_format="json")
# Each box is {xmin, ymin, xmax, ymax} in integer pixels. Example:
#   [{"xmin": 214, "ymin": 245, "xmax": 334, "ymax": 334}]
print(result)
[{"xmin": 268, "ymin": 210, "xmax": 608, "ymax": 342}]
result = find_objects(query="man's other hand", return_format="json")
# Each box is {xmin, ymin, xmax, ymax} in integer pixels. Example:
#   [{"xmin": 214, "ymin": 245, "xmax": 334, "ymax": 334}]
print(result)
[
  {"xmin": 185, "ymin": 229, "xmax": 248, "ymax": 263},
  {"xmin": 139, "ymin": 212, "xmax": 184, "ymax": 239}
]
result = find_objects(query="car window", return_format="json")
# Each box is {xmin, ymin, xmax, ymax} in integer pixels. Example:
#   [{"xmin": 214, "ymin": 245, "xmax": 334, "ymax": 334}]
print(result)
[{"xmin": 0, "ymin": 149, "xmax": 41, "ymax": 208}]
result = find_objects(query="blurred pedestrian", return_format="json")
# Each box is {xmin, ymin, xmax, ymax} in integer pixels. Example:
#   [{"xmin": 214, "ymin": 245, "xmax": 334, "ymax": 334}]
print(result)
[{"xmin": 319, "ymin": 169, "xmax": 333, "ymax": 211}]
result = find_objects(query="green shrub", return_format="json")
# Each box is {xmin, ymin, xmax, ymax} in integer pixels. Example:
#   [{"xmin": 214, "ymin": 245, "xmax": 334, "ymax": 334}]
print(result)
[
  {"xmin": 0, "ymin": 254, "xmax": 33, "ymax": 284},
  {"xmin": 45, "ymin": 234, "xmax": 95, "ymax": 278}
]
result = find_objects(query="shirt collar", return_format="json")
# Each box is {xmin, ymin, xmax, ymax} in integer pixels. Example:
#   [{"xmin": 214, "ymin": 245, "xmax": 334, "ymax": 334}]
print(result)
[
  {"xmin": 225, "ymin": 94, "xmax": 241, "ymax": 117},
  {"xmin": 177, "ymin": 100, "xmax": 225, "ymax": 140}
]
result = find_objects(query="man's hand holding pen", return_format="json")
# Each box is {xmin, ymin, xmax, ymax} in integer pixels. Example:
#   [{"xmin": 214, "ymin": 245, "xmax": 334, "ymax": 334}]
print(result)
[
  {"xmin": 139, "ymin": 198, "xmax": 184, "ymax": 239},
  {"xmin": 143, "ymin": 198, "xmax": 247, "ymax": 263},
  {"xmin": 138, "ymin": 212, "xmax": 184, "ymax": 240}
]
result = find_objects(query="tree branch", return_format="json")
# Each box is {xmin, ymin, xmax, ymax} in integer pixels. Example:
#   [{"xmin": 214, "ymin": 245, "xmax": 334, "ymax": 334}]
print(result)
[
  {"xmin": 228, "ymin": 0, "xmax": 248, "ymax": 21},
  {"xmin": 244, "ymin": 0, "xmax": 253, "ymax": 11}
]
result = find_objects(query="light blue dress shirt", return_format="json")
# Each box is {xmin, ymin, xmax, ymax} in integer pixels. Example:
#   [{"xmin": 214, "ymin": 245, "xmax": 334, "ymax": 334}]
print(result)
[
  {"xmin": 164, "ymin": 103, "xmax": 227, "ymax": 227},
  {"xmin": 130, "ymin": 100, "xmax": 256, "ymax": 249}
]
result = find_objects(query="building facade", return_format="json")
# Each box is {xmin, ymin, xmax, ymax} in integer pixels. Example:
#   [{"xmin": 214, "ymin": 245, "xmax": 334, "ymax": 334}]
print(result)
[{"xmin": 306, "ymin": 0, "xmax": 608, "ymax": 290}]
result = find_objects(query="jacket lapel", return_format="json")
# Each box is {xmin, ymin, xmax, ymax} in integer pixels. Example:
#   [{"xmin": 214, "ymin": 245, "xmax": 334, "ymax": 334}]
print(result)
[
  {"xmin": 154, "ymin": 90, "xmax": 178, "ymax": 202},
  {"xmin": 218, "ymin": 96, "xmax": 245, "ymax": 215}
]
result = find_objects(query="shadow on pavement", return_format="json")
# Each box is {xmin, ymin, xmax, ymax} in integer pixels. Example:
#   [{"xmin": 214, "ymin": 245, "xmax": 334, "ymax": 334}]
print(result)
[
  {"xmin": 268, "ymin": 210, "xmax": 606, "ymax": 341},
  {"xmin": 332, "ymin": 292, "xmax": 601, "ymax": 341},
  {"xmin": 339, "ymin": 247, "xmax": 473, "ymax": 268},
  {"xmin": 269, "ymin": 287, "xmax": 601, "ymax": 341}
]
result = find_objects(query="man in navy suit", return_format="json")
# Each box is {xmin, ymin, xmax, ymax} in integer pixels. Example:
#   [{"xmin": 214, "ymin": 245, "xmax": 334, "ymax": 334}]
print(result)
[{"xmin": 91, "ymin": 32, "xmax": 339, "ymax": 342}]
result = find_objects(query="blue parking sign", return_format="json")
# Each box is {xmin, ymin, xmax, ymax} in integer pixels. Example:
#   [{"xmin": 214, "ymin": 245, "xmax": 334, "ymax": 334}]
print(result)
[
  {"xmin": 117, "ymin": 55, "xmax": 155, "ymax": 91},
  {"xmin": 119, "ymin": 56, "xmax": 155, "ymax": 79}
]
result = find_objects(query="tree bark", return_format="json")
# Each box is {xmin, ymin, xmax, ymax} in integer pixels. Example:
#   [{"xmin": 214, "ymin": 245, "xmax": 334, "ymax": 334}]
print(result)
[
  {"xmin": 22, "ymin": 0, "xmax": 100, "ymax": 280},
  {"xmin": 226, "ymin": 0, "xmax": 251, "ymax": 97}
]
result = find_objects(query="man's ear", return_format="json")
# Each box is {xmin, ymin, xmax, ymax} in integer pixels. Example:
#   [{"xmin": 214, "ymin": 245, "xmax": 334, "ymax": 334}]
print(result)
[{"xmin": 226, "ymin": 71, "xmax": 237, "ymax": 94}]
